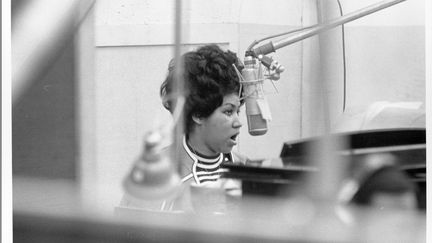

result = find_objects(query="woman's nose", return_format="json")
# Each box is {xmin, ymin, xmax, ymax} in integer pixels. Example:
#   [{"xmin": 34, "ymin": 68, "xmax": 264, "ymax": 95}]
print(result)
[{"xmin": 233, "ymin": 114, "xmax": 242, "ymax": 128}]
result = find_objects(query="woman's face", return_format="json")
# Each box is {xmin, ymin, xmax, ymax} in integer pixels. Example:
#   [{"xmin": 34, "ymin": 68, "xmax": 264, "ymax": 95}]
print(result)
[{"xmin": 195, "ymin": 93, "xmax": 243, "ymax": 155}]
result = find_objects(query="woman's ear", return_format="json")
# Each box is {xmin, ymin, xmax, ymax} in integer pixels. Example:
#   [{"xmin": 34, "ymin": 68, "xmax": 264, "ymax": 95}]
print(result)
[{"xmin": 192, "ymin": 114, "xmax": 204, "ymax": 125}]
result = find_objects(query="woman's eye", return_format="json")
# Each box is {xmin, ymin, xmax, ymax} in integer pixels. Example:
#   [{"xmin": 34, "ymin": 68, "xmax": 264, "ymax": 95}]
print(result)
[{"xmin": 224, "ymin": 110, "xmax": 233, "ymax": 116}]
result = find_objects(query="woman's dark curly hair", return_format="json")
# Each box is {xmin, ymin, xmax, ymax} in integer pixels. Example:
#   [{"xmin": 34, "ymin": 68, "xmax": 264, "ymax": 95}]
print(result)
[{"xmin": 160, "ymin": 44, "xmax": 244, "ymax": 135}]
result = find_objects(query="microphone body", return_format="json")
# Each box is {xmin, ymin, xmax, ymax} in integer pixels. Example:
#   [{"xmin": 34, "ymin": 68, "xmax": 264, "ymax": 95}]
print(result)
[{"xmin": 242, "ymin": 56, "xmax": 268, "ymax": 136}]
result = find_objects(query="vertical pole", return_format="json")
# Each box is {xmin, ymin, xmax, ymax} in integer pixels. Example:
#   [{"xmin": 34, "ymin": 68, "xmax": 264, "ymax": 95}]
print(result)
[
  {"xmin": 304, "ymin": 0, "xmax": 347, "ymax": 202},
  {"xmin": 171, "ymin": 0, "xmax": 185, "ymax": 172}
]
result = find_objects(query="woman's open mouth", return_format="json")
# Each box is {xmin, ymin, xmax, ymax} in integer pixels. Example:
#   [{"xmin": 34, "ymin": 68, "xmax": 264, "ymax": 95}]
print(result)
[{"xmin": 229, "ymin": 133, "xmax": 239, "ymax": 144}]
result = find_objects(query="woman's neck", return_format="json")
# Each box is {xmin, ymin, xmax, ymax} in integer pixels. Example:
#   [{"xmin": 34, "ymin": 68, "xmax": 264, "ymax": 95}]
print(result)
[{"xmin": 186, "ymin": 132, "xmax": 219, "ymax": 158}]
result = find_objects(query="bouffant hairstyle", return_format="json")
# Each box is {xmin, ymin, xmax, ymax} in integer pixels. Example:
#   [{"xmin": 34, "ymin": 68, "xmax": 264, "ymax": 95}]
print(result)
[{"xmin": 160, "ymin": 44, "xmax": 244, "ymax": 135}]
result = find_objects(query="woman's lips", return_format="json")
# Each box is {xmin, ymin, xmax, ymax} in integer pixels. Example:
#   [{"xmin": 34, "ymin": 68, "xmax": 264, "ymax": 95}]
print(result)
[{"xmin": 229, "ymin": 133, "xmax": 239, "ymax": 145}]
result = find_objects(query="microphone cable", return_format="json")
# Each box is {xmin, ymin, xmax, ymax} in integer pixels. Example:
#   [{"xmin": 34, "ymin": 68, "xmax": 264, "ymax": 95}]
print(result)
[{"xmin": 336, "ymin": 0, "xmax": 347, "ymax": 113}]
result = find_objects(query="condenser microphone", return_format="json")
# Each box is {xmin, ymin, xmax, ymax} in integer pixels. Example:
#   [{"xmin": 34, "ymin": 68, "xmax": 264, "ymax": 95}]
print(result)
[{"xmin": 242, "ymin": 56, "xmax": 268, "ymax": 136}]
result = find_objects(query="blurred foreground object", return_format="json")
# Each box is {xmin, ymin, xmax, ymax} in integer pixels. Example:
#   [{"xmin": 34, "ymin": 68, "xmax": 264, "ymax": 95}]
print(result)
[
  {"xmin": 123, "ymin": 131, "xmax": 181, "ymax": 200},
  {"xmin": 12, "ymin": 0, "xmax": 87, "ymax": 103},
  {"xmin": 338, "ymin": 153, "xmax": 418, "ymax": 210}
]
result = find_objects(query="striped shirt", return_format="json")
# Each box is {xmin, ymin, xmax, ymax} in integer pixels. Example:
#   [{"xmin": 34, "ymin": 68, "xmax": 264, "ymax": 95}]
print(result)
[{"xmin": 182, "ymin": 136, "xmax": 233, "ymax": 186}]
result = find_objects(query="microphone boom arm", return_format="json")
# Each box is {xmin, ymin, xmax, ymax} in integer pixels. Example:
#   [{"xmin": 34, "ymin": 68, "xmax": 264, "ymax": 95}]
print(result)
[{"xmin": 251, "ymin": 0, "xmax": 407, "ymax": 56}]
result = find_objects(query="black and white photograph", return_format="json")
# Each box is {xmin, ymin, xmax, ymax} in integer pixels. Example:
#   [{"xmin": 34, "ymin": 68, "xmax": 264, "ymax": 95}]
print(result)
[{"xmin": 3, "ymin": 0, "xmax": 430, "ymax": 242}]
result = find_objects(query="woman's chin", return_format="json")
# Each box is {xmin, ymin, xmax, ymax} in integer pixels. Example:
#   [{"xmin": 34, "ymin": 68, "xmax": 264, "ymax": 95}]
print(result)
[{"xmin": 220, "ymin": 146, "xmax": 234, "ymax": 154}]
